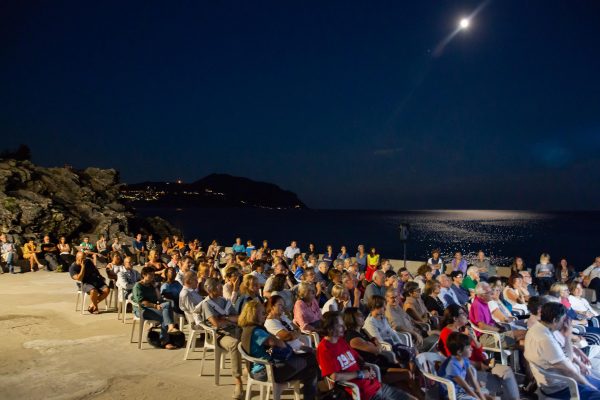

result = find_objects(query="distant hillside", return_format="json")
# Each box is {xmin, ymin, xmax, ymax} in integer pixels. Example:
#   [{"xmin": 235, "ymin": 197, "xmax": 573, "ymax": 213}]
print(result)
[{"xmin": 121, "ymin": 173, "xmax": 307, "ymax": 209}]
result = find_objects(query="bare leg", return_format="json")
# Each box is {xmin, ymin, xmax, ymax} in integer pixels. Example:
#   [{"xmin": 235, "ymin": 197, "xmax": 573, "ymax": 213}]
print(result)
[{"xmin": 89, "ymin": 289, "xmax": 100, "ymax": 311}]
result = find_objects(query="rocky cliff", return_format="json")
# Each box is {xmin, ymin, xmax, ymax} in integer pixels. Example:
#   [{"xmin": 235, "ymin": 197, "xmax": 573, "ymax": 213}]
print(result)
[{"xmin": 0, "ymin": 159, "xmax": 178, "ymax": 243}]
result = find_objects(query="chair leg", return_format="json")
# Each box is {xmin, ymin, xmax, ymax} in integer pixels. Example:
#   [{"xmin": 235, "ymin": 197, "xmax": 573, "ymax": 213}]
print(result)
[
  {"xmin": 81, "ymin": 292, "xmax": 87, "ymax": 315},
  {"xmin": 260, "ymin": 385, "xmax": 266, "ymax": 400},
  {"xmin": 215, "ymin": 348, "xmax": 221, "ymax": 385},
  {"xmin": 245, "ymin": 380, "xmax": 253, "ymax": 400},
  {"xmin": 200, "ymin": 345, "xmax": 207, "ymax": 376},
  {"xmin": 184, "ymin": 330, "xmax": 197, "ymax": 360},
  {"xmin": 138, "ymin": 318, "xmax": 145, "ymax": 349},
  {"xmin": 292, "ymin": 382, "xmax": 301, "ymax": 400},
  {"xmin": 75, "ymin": 291, "xmax": 80, "ymax": 311},
  {"xmin": 130, "ymin": 319, "xmax": 137, "ymax": 343}
]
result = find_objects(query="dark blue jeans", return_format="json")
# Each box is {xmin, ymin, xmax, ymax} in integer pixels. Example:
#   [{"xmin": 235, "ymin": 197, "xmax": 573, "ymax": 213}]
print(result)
[
  {"xmin": 371, "ymin": 383, "xmax": 412, "ymax": 400},
  {"xmin": 138, "ymin": 302, "xmax": 174, "ymax": 341}
]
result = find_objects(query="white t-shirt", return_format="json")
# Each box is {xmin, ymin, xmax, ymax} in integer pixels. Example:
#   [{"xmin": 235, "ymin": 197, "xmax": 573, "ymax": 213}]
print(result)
[
  {"xmin": 583, "ymin": 264, "xmax": 600, "ymax": 282},
  {"xmin": 524, "ymin": 321, "xmax": 570, "ymax": 394},
  {"xmin": 322, "ymin": 297, "xmax": 340, "ymax": 314},
  {"xmin": 264, "ymin": 316, "xmax": 303, "ymax": 351},
  {"xmin": 569, "ymin": 295, "xmax": 598, "ymax": 316}
]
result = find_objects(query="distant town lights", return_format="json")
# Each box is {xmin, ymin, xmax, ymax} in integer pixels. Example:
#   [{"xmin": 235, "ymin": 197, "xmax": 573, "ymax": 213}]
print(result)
[{"xmin": 459, "ymin": 18, "xmax": 470, "ymax": 29}]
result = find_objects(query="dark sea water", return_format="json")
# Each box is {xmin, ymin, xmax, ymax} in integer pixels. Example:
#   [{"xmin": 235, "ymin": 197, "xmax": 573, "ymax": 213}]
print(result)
[{"xmin": 135, "ymin": 208, "xmax": 600, "ymax": 270}]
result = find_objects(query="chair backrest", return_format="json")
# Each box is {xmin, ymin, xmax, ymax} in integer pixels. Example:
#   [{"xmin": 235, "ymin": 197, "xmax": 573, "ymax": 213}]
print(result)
[
  {"xmin": 198, "ymin": 322, "xmax": 219, "ymax": 346},
  {"xmin": 237, "ymin": 342, "xmax": 276, "ymax": 383},
  {"xmin": 415, "ymin": 352, "xmax": 446, "ymax": 375},
  {"xmin": 529, "ymin": 362, "xmax": 580, "ymax": 400}
]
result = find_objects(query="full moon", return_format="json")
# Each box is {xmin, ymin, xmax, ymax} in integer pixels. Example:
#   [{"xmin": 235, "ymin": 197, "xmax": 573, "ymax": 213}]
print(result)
[{"xmin": 459, "ymin": 18, "xmax": 470, "ymax": 29}]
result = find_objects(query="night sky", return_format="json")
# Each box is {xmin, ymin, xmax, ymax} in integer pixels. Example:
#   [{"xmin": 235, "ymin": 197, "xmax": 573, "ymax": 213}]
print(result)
[{"xmin": 2, "ymin": 1, "xmax": 600, "ymax": 210}]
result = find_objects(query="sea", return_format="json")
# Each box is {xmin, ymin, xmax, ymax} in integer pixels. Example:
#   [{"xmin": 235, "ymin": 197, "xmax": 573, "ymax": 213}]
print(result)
[{"xmin": 135, "ymin": 208, "xmax": 600, "ymax": 270}]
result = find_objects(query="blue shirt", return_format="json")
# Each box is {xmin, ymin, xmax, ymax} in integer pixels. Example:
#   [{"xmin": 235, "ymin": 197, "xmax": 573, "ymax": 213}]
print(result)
[
  {"xmin": 355, "ymin": 253, "xmax": 367, "ymax": 268},
  {"xmin": 249, "ymin": 328, "xmax": 271, "ymax": 374},
  {"xmin": 232, "ymin": 244, "xmax": 246, "ymax": 253},
  {"xmin": 160, "ymin": 281, "xmax": 183, "ymax": 301},
  {"xmin": 245, "ymin": 246, "xmax": 255, "ymax": 257},
  {"xmin": 438, "ymin": 356, "xmax": 471, "ymax": 395}
]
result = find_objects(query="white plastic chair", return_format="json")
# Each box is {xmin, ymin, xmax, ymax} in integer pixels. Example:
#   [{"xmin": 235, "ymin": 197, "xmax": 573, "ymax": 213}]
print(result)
[
  {"xmin": 198, "ymin": 322, "xmax": 228, "ymax": 385},
  {"xmin": 300, "ymin": 330, "xmax": 320, "ymax": 348},
  {"xmin": 237, "ymin": 343, "xmax": 302, "ymax": 400},
  {"xmin": 415, "ymin": 352, "xmax": 456, "ymax": 400},
  {"xmin": 324, "ymin": 363, "xmax": 381, "ymax": 400},
  {"xmin": 75, "ymin": 284, "xmax": 109, "ymax": 314},
  {"xmin": 396, "ymin": 331, "xmax": 413, "ymax": 347},
  {"xmin": 469, "ymin": 321, "xmax": 510, "ymax": 366},
  {"xmin": 182, "ymin": 313, "xmax": 205, "ymax": 360},
  {"xmin": 529, "ymin": 362, "xmax": 580, "ymax": 400},
  {"xmin": 129, "ymin": 302, "xmax": 160, "ymax": 349}
]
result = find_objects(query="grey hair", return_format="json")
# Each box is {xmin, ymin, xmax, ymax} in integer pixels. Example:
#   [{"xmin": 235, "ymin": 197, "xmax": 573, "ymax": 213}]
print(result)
[
  {"xmin": 372, "ymin": 270, "xmax": 385, "ymax": 280},
  {"xmin": 204, "ymin": 277, "xmax": 221, "ymax": 293},
  {"xmin": 475, "ymin": 282, "xmax": 490, "ymax": 295},
  {"xmin": 297, "ymin": 282, "xmax": 316, "ymax": 300},
  {"xmin": 466, "ymin": 266, "xmax": 479, "ymax": 276},
  {"xmin": 436, "ymin": 274, "xmax": 448, "ymax": 283}
]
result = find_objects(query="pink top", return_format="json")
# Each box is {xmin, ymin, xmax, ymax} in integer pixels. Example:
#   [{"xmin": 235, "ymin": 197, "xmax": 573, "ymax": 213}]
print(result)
[
  {"xmin": 293, "ymin": 298, "xmax": 322, "ymax": 330},
  {"xmin": 469, "ymin": 295, "xmax": 495, "ymax": 337}
]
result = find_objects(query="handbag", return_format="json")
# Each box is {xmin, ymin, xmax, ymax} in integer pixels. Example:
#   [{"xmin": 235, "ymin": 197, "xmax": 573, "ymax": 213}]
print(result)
[{"xmin": 267, "ymin": 343, "xmax": 293, "ymax": 365}]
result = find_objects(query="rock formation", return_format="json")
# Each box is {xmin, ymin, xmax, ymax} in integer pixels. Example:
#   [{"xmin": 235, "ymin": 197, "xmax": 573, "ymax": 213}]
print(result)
[{"xmin": 0, "ymin": 159, "xmax": 179, "ymax": 243}]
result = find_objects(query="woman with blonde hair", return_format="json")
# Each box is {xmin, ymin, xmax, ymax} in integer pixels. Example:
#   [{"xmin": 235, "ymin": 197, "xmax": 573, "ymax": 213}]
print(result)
[
  {"xmin": 535, "ymin": 253, "xmax": 554, "ymax": 294},
  {"xmin": 234, "ymin": 274, "xmax": 263, "ymax": 314},
  {"xmin": 321, "ymin": 284, "xmax": 350, "ymax": 313},
  {"xmin": 239, "ymin": 300, "xmax": 318, "ymax": 400}
]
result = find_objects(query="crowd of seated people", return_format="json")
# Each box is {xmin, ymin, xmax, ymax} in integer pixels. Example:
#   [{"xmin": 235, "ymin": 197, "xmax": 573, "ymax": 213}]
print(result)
[{"xmin": 6, "ymin": 230, "xmax": 600, "ymax": 399}]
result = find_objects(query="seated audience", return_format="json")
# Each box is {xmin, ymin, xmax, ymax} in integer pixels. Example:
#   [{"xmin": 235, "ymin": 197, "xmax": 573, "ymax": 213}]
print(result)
[
  {"xmin": 413, "ymin": 264, "xmax": 432, "ymax": 291},
  {"xmin": 69, "ymin": 251, "xmax": 110, "ymax": 313},
  {"xmin": 234, "ymin": 274, "xmax": 263, "ymax": 314},
  {"xmin": 316, "ymin": 311, "xmax": 415, "ymax": 400},
  {"xmin": 364, "ymin": 270, "xmax": 387, "ymax": 306},
  {"xmin": 555, "ymin": 257, "xmax": 576, "ymax": 284},
  {"xmin": 569, "ymin": 281, "xmax": 599, "ymax": 319},
  {"xmin": 422, "ymin": 280, "xmax": 445, "ymax": 316},
  {"xmin": 524, "ymin": 302, "xmax": 600, "ymax": 399},
  {"xmin": 462, "ymin": 267, "xmax": 480, "ymax": 296},
  {"xmin": 132, "ymin": 266, "xmax": 180, "ymax": 349},
  {"xmin": 239, "ymin": 300, "xmax": 318, "ymax": 400},
  {"xmin": 264, "ymin": 295, "xmax": 312, "ymax": 352},
  {"xmin": 403, "ymin": 282, "xmax": 432, "ymax": 326},
  {"xmin": 344, "ymin": 308, "xmax": 420, "ymax": 395},
  {"xmin": 469, "ymin": 282, "xmax": 516, "ymax": 349},
  {"xmin": 472, "ymin": 250, "xmax": 492, "ymax": 282},
  {"xmin": 450, "ymin": 271, "xmax": 471, "ymax": 305},
  {"xmin": 437, "ymin": 273, "xmax": 460, "ymax": 306},
  {"xmin": 179, "ymin": 271, "xmax": 203, "ymax": 326},
  {"xmin": 427, "ymin": 248, "xmax": 444, "ymax": 277},
  {"xmin": 322, "ymin": 284, "xmax": 350, "ymax": 313},
  {"xmin": 197, "ymin": 277, "xmax": 243, "ymax": 398},
  {"xmin": 293, "ymin": 282, "xmax": 322, "ymax": 332},
  {"xmin": 439, "ymin": 332, "xmax": 492, "ymax": 400},
  {"xmin": 439, "ymin": 305, "xmax": 519, "ymax": 400},
  {"xmin": 115, "ymin": 256, "xmax": 141, "ymax": 301},
  {"xmin": 22, "ymin": 238, "xmax": 44, "ymax": 271},
  {"xmin": 451, "ymin": 251, "xmax": 468, "ymax": 275},
  {"xmin": 160, "ymin": 266, "xmax": 183, "ymax": 313},
  {"xmin": 502, "ymin": 274, "xmax": 529, "ymax": 313},
  {"xmin": 534, "ymin": 253, "xmax": 555, "ymax": 295}
]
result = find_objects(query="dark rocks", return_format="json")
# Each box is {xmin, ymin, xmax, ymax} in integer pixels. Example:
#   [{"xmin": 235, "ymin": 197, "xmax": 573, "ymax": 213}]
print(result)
[{"xmin": 0, "ymin": 160, "xmax": 178, "ymax": 244}]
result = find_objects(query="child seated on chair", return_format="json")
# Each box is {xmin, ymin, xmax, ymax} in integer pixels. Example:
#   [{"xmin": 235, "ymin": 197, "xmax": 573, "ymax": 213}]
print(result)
[{"xmin": 438, "ymin": 332, "xmax": 493, "ymax": 400}]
